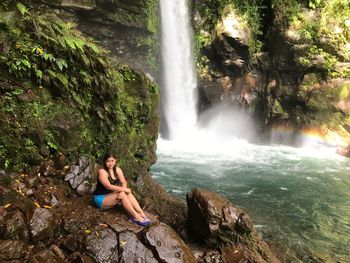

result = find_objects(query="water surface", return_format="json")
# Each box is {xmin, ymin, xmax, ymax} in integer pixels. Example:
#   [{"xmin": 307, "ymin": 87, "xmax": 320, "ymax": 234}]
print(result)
[{"xmin": 151, "ymin": 139, "xmax": 350, "ymax": 262}]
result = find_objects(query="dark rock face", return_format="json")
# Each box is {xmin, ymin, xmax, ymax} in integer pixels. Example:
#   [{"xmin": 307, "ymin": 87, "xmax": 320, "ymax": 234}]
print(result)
[
  {"xmin": 38, "ymin": 0, "xmax": 158, "ymax": 75},
  {"xmin": 192, "ymin": 1, "xmax": 350, "ymax": 145},
  {"xmin": 0, "ymin": 209, "xmax": 30, "ymax": 241},
  {"xmin": 29, "ymin": 207, "xmax": 57, "ymax": 242},
  {"xmin": 145, "ymin": 223, "xmax": 197, "ymax": 263},
  {"xmin": 187, "ymin": 188, "xmax": 280, "ymax": 263},
  {"xmin": 0, "ymin": 240, "xmax": 26, "ymax": 260},
  {"xmin": 64, "ymin": 155, "xmax": 98, "ymax": 195},
  {"xmin": 187, "ymin": 188, "xmax": 240, "ymax": 246},
  {"xmin": 119, "ymin": 231, "xmax": 158, "ymax": 263},
  {"xmin": 85, "ymin": 227, "xmax": 119, "ymax": 263}
]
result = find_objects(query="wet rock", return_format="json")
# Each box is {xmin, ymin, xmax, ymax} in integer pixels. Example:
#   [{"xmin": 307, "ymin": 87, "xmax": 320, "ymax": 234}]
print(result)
[
  {"xmin": 39, "ymin": 160, "xmax": 55, "ymax": 177},
  {"xmin": 29, "ymin": 207, "xmax": 56, "ymax": 241},
  {"xmin": 66, "ymin": 252, "xmax": 96, "ymax": 263},
  {"xmin": 0, "ymin": 240, "xmax": 26, "ymax": 260},
  {"xmin": 28, "ymin": 248, "xmax": 64, "ymax": 263},
  {"xmin": 119, "ymin": 231, "xmax": 158, "ymax": 263},
  {"xmin": 51, "ymin": 186, "xmax": 68, "ymax": 204},
  {"xmin": 59, "ymin": 232, "xmax": 85, "ymax": 253},
  {"xmin": 34, "ymin": 190, "xmax": 52, "ymax": 205},
  {"xmin": 104, "ymin": 215, "xmax": 144, "ymax": 234},
  {"xmin": 186, "ymin": 188, "xmax": 239, "ymax": 246},
  {"xmin": 187, "ymin": 188, "xmax": 280, "ymax": 263},
  {"xmin": 50, "ymin": 244, "xmax": 66, "ymax": 260},
  {"xmin": 0, "ymin": 185, "xmax": 36, "ymax": 223},
  {"xmin": 145, "ymin": 222, "xmax": 196, "ymax": 263},
  {"xmin": 0, "ymin": 209, "xmax": 30, "ymax": 241},
  {"xmin": 26, "ymin": 189, "xmax": 34, "ymax": 196},
  {"xmin": 17, "ymin": 182, "xmax": 26, "ymax": 190},
  {"xmin": 201, "ymin": 250, "xmax": 222, "ymax": 263},
  {"xmin": 85, "ymin": 227, "xmax": 119, "ymax": 263},
  {"xmin": 64, "ymin": 156, "xmax": 98, "ymax": 195}
]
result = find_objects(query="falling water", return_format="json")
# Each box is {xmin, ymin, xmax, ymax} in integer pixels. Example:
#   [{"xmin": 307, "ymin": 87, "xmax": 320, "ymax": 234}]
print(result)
[{"xmin": 160, "ymin": 0, "xmax": 198, "ymax": 141}]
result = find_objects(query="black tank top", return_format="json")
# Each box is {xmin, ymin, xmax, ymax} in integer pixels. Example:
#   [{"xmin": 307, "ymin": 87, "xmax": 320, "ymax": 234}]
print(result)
[{"xmin": 93, "ymin": 170, "xmax": 121, "ymax": 195}]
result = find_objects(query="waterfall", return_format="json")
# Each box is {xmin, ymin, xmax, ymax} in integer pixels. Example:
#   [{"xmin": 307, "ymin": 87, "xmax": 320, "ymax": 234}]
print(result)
[{"xmin": 160, "ymin": 0, "xmax": 198, "ymax": 141}]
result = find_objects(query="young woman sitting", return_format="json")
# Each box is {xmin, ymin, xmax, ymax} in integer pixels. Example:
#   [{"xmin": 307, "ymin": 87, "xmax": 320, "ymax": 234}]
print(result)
[{"xmin": 92, "ymin": 152, "xmax": 151, "ymax": 227}]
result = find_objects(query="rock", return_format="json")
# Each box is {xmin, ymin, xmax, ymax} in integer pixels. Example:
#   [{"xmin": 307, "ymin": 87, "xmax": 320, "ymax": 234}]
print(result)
[
  {"xmin": 145, "ymin": 222, "xmax": 197, "ymax": 263},
  {"xmin": 0, "ymin": 239, "xmax": 26, "ymax": 260},
  {"xmin": 65, "ymin": 156, "xmax": 98, "ymax": 195},
  {"xmin": 0, "ymin": 169, "xmax": 5, "ymax": 176},
  {"xmin": 103, "ymin": 216, "xmax": 144, "ymax": 234},
  {"xmin": 59, "ymin": 233, "xmax": 85, "ymax": 253},
  {"xmin": 61, "ymin": 0, "xmax": 96, "ymax": 10},
  {"xmin": 136, "ymin": 173, "xmax": 187, "ymax": 233},
  {"xmin": 186, "ymin": 188, "xmax": 240, "ymax": 246},
  {"xmin": 187, "ymin": 188, "xmax": 280, "ymax": 263},
  {"xmin": 66, "ymin": 252, "xmax": 96, "ymax": 263},
  {"xmin": 26, "ymin": 189, "xmax": 34, "ymax": 196},
  {"xmin": 29, "ymin": 207, "xmax": 56, "ymax": 241},
  {"xmin": 119, "ymin": 231, "xmax": 158, "ymax": 263},
  {"xmin": 0, "ymin": 209, "xmax": 30, "ymax": 241},
  {"xmin": 85, "ymin": 227, "xmax": 119, "ymax": 263},
  {"xmin": 28, "ymin": 248, "xmax": 64, "ymax": 263},
  {"xmin": 17, "ymin": 182, "xmax": 26, "ymax": 190}
]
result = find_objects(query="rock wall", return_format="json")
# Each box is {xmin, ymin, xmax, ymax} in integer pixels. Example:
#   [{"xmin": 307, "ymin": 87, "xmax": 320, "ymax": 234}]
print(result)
[
  {"xmin": 192, "ymin": 0, "xmax": 350, "ymax": 146},
  {"xmin": 36, "ymin": 0, "xmax": 159, "ymax": 75},
  {"xmin": 0, "ymin": 0, "xmax": 159, "ymax": 177}
]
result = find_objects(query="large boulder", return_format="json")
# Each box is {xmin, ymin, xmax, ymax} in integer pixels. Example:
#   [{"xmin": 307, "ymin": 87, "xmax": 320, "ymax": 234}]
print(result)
[
  {"xmin": 0, "ymin": 240, "xmax": 27, "ymax": 260},
  {"xmin": 64, "ymin": 156, "xmax": 98, "ymax": 195},
  {"xmin": 145, "ymin": 222, "xmax": 197, "ymax": 263},
  {"xmin": 29, "ymin": 207, "xmax": 57, "ymax": 242},
  {"xmin": 85, "ymin": 227, "xmax": 119, "ymax": 263},
  {"xmin": 119, "ymin": 231, "xmax": 158, "ymax": 263},
  {"xmin": 187, "ymin": 188, "xmax": 280, "ymax": 263}
]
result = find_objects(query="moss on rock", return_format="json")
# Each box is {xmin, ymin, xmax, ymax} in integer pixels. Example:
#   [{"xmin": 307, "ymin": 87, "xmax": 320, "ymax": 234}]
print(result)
[{"xmin": 0, "ymin": 1, "xmax": 159, "ymax": 172}]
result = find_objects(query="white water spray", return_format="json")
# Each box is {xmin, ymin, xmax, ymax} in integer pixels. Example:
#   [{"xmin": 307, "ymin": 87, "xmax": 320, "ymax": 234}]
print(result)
[
  {"xmin": 158, "ymin": 0, "xmax": 337, "ymax": 156},
  {"xmin": 160, "ymin": 0, "xmax": 198, "ymax": 141}
]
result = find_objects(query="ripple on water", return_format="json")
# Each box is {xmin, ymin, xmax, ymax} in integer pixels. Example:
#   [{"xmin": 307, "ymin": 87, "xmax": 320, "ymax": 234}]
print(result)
[{"xmin": 151, "ymin": 142, "xmax": 350, "ymax": 263}]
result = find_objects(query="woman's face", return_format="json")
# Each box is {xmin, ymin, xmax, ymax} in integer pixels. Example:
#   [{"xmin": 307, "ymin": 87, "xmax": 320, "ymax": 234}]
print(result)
[{"xmin": 105, "ymin": 157, "xmax": 116, "ymax": 169}]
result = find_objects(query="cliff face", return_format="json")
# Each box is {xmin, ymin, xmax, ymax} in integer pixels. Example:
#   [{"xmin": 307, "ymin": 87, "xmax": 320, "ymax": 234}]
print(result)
[
  {"xmin": 0, "ymin": 0, "xmax": 159, "ymax": 175},
  {"xmin": 37, "ymin": 0, "xmax": 159, "ymax": 75},
  {"xmin": 192, "ymin": 0, "xmax": 350, "ymax": 146}
]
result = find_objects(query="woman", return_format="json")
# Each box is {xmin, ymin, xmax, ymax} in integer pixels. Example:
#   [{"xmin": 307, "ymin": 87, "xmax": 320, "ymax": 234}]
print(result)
[{"xmin": 93, "ymin": 152, "xmax": 151, "ymax": 226}]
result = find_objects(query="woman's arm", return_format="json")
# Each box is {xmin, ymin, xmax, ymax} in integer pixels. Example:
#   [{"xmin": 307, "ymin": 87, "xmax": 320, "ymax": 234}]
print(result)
[
  {"xmin": 98, "ymin": 169, "xmax": 129, "ymax": 193},
  {"xmin": 116, "ymin": 167, "xmax": 127, "ymax": 188}
]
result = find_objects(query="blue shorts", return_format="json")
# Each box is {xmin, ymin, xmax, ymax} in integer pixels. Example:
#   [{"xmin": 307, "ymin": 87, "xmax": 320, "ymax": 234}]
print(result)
[{"xmin": 93, "ymin": 194, "xmax": 106, "ymax": 209}]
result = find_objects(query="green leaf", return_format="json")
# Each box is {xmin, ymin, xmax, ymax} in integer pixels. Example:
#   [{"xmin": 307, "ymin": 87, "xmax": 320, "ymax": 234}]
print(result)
[
  {"xmin": 35, "ymin": 69, "xmax": 43, "ymax": 79},
  {"xmin": 21, "ymin": 59, "xmax": 31, "ymax": 68},
  {"xmin": 56, "ymin": 58, "xmax": 67, "ymax": 71},
  {"xmin": 87, "ymin": 43, "xmax": 100, "ymax": 54},
  {"xmin": 16, "ymin": 3, "xmax": 28, "ymax": 16}
]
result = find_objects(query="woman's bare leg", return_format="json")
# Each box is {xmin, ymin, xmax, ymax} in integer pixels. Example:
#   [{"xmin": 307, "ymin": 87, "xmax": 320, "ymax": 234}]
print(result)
[
  {"xmin": 117, "ymin": 192, "xmax": 146, "ymax": 221},
  {"xmin": 127, "ymin": 193, "xmax": 146, "ymax": 217},
  {"xmin": 101, "ymin": 193, "xmax": 120, "ymax": 209},
  {"xmin": 102, "ymin": 192, "xmax": 147, "ymax": 222}
]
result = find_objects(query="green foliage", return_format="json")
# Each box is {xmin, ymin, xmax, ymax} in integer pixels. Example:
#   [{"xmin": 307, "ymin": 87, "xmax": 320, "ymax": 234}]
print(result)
[
  {"xmin": 0, "ymin": 1, "xmax": 159, "ymax": 171},
  {"xmin": 286, "ymin": 0, "xmax": 350, "ymax": 77},
  {"xmin": 193, "ymin": 0, "xmax": 265, "ymax": 61}
]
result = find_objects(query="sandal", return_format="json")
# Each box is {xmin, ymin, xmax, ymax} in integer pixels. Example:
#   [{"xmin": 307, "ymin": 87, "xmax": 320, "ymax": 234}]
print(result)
[{"xmin": 130, "ymin": 217, "xmax": 151, "ymax": 227}]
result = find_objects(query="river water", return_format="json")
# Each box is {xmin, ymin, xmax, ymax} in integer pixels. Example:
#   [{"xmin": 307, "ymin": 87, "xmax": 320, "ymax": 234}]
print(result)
[
  {"xmin": 151, "ymin": 138, "xmax": 350, "ymax": 262},
  {"xmin": 157, "ymin": 0, "xmax": 350, "ymax": 261}
]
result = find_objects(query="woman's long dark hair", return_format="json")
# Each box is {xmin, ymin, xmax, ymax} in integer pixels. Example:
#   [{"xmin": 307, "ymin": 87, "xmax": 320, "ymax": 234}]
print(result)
[{"xmin": 103, "ymin": 152, "xmax": 117, "ymax": 177}]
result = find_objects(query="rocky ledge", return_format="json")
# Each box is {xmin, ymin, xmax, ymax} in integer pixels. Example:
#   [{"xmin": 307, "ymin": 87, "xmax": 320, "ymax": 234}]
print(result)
[{"xmin": 0, "ymin": 159, "xmax": 279, "ymax": 263}]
